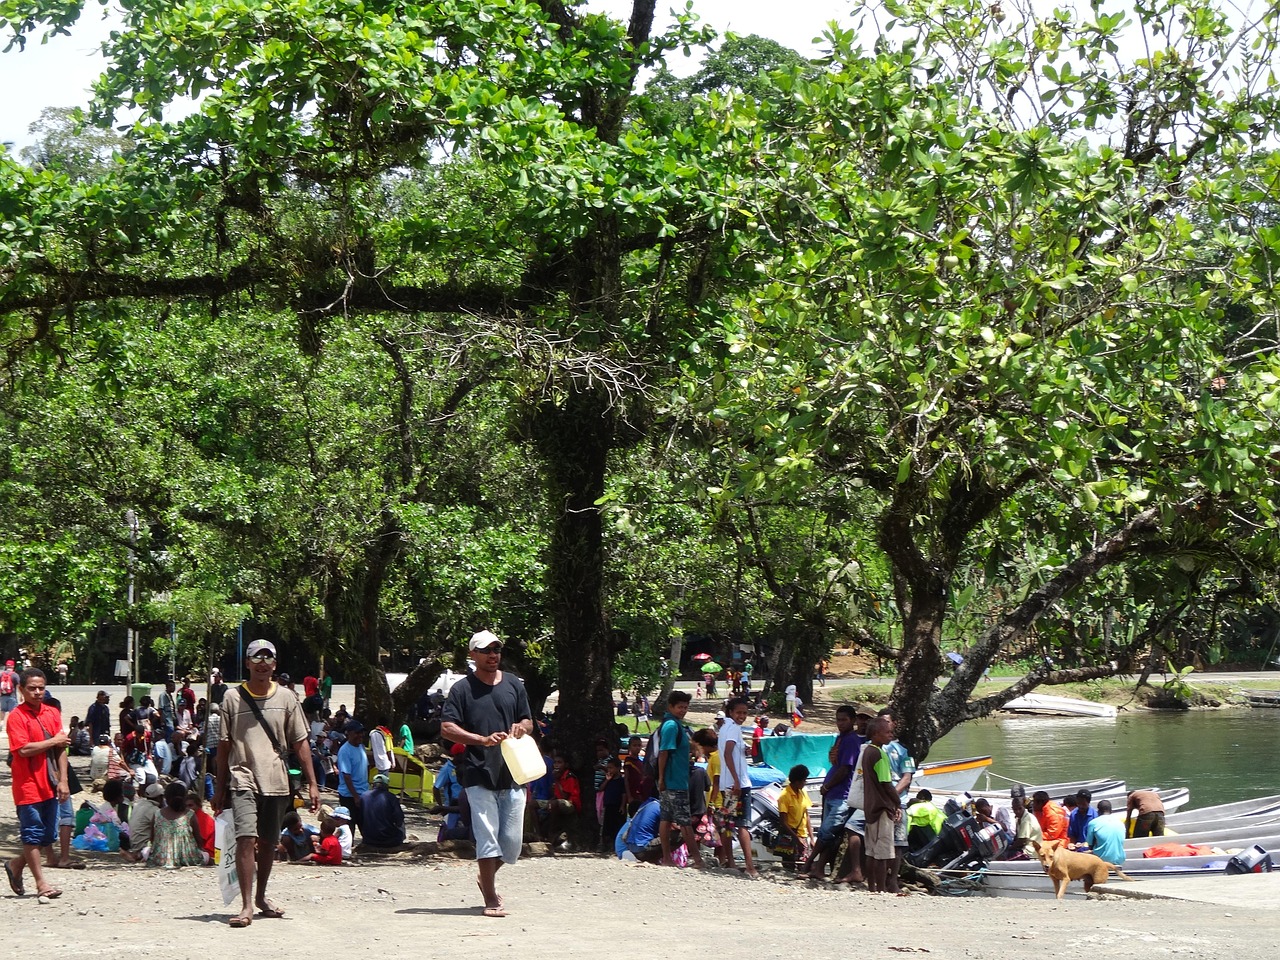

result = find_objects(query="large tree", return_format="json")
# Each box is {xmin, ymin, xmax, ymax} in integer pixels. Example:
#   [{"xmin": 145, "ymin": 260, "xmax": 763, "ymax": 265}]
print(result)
[
  {"xmin": 0, "ymin": 0, "xmax": 761, "ymax": 783},
  {"xmin": 705, "ymin": 0, "xmax": 1280, "ymax": 758}
]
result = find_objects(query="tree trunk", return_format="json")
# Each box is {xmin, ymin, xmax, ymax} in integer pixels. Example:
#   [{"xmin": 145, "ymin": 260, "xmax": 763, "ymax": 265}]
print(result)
[{"xmin": 533, "ymin": 388, "xmax": 616, "ymax": 843}]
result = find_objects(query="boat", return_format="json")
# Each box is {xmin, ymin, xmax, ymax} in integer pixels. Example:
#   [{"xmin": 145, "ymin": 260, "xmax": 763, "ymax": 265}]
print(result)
[
  {"xmin": 916, "ymin": 755, "xmax": 994, "ymax": 793},
  {"xmin": 1164, "ymin": 793, "xmax": 1280, "ymax": 826},
  {"xmin": 755, "ymin": 734, "xmax": 994, "ymax": 795},
  {"xmin": 978, "ymin": 833, "xmax": 1280, "ymax": 891},
  {"xmin": 999, "ymin": 693, "xmax": 1118, "ymax": 718}
]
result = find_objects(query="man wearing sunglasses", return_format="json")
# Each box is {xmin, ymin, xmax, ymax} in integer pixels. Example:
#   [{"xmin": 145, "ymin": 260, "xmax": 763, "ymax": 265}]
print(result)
[
  {"xmin": 214, "ymin": 639, "xmax": 319, "ymax": 928},
  {"xmin": 441, "ymin": 630, "xmax": 533, "ymax": 919}
]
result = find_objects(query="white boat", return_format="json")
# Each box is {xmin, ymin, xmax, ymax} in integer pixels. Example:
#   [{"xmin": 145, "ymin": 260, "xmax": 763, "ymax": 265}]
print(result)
[
  {"xmin": 979, "ymin": 833, "xmax": 1280, "ymax": 890},
  {"xmin": 915, "ymin": 755, "xmax": 994, "ymax": 793},
  {"xmin": 1000, "ymin": 693, "xmax": 1118, "ymax": 718},
  {"xmin": 1165, "ymin": 793, "xmax": 1280, "ymax": 826}
]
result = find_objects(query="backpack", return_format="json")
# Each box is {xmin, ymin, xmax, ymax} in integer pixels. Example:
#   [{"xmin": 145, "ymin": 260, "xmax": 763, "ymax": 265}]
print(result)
[
  {"xmin": 0, "ymin": 671, "xmax": 13, "ymax": 695},
  {"xmin": 644, "ymin": 719, "xmax": 686, "ymax": 785}
]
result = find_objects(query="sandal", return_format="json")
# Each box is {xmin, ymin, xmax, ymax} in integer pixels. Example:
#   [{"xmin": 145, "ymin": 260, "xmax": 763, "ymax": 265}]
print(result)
[
  {"xmin": 4, "ymin": 861, "xmax": 24, "ymax": 896},
  {"xmin": 36, "ymin": 887, "xmax": 62, "ymax": 899},
  {"xmin": 482, "ymin": 906, "xmax": 507, "ymax": 918},
  {"xmin": 256, "ymin": 900, "xmax": 285, "ymax": 919},
  {"xmin": 228, "ymin": 915, "xmax": 252, "ymax": 928}
]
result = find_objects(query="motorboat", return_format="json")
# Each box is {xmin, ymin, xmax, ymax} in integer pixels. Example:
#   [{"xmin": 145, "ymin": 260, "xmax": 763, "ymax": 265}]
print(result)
[{"xmin": 1000, "ymin": 693, "xmax": 1118, "ymax": 718}]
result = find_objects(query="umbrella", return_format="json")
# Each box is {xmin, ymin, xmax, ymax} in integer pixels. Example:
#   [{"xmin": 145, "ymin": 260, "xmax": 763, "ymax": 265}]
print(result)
[
  {"xmin": 691, "ymin": 653, "xmax": 713, "ymax": 662},
  {"xmin": 700, "ymin": 661, "xmax": 722, "ymax": 674}
]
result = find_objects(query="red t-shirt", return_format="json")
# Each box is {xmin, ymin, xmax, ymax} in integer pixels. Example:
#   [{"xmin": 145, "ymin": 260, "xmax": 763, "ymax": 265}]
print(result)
[
  {"xmin": 552, "ymin": 770, "xmax": 581, "ymax": 812},
  {"xmin": 303, "ymin": 676, "xmax": 320, "ymax": 697},
  {"xmin": 314, "ymin": 834, "xmax": 342, "ymax": 865},
  {"xmin": 7, "ymin": 702, "xmax": 62, "ymax": 806}
]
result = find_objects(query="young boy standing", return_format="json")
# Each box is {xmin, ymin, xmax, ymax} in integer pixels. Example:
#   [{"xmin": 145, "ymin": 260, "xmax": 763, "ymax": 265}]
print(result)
[{"xmin": 656, "ymin": 690, "xmax": 702, "ymax": 868}]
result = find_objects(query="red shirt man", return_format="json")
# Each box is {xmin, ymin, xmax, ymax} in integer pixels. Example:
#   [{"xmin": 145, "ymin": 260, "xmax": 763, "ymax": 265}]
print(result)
[{"xmin": 4, "ymin": 668, "xmax": 70, "ymax": 899}]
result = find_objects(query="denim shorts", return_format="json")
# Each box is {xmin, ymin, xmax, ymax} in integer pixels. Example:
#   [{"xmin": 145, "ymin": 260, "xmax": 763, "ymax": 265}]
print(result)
[
  {"xmin": 17, "ymin": 798, "xmax": 59, "ymax": 847},
  {"xmin": 466, "ymin": 785, "xmax": 526, "ymax": 864},
  {"xmin": 58, "ymin": 796, "xmax": 75, "ymax": 828}
]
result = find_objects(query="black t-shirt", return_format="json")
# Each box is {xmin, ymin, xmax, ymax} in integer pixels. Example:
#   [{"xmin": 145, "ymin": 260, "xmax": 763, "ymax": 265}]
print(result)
[{"xmin": 441, "ymin": 673, "xmax": 532, "ymax": 791}]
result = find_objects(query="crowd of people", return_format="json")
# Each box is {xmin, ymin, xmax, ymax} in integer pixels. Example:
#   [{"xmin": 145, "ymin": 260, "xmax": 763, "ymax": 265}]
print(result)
[
  {"xmin": 1, "ymin": 645, "xmax": 410, "ymax": 920},
  {"xmin": 4, "ymin": 641, "xmax": 1170, "ymax": 919}
]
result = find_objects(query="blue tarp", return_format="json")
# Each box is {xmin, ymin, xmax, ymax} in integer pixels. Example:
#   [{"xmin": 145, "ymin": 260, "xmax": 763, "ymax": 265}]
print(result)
[{"xmin": 757, "ymin": 733, "xmax": 836, "ymax": 779}]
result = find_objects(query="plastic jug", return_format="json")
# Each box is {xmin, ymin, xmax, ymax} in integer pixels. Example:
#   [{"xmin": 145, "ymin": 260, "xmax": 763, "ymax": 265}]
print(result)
[{"xmin": 500, "ymin": 734, "xmax": 546, "ymax": 785}]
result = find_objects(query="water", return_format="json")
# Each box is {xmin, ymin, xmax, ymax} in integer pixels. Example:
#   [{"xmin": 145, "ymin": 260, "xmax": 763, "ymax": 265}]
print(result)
[{"xmin": 932, "ymin": 710, "xmax": 1280, "ymax": 809}]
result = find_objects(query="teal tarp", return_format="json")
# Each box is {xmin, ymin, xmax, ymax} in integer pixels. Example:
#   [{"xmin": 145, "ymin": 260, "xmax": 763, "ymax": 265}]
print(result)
[{"xmin": 757, "ymin": 733, "xmax": 835, "ymax": 779}]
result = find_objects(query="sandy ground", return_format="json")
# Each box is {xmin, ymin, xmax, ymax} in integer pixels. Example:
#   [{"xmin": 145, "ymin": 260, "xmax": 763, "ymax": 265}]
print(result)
[{"xmin": 4, "ymin": 683, "xmax": 1277, "ymax": 958}]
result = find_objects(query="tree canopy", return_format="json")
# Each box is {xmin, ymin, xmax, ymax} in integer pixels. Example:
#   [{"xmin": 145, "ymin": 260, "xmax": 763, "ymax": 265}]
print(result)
[{"xmin": 1, "ymin": 0, "xmax": 1278, "ymax": 764}]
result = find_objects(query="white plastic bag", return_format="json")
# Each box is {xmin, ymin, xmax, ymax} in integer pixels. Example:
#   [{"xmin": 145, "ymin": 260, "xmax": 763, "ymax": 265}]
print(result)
[{"xmin": 214, "ymin": 808, "xmax": 238, "ymax": 906}]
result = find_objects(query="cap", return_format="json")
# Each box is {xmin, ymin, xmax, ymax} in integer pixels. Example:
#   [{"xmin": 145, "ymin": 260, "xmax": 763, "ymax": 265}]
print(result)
[
  {"xmin": 4, "ymin": 660, "xmax": 12, "ymax": 666},
  {"xmin": 144, "ymin": 782, "xmax": 165, "ymax": 800},
  {"xmin": 855, "ymin": 703, "xmax": 876, "ymax": 718},
  {"xmin": 97, "ymin": 690, "xmax": 109, "ymax": 698},
  {"xmin": 277, "ymin": 672, "xmax": 291, "ymax": 683},
  {"xmin": 211, "ymin": 667, "xmax": 222, "ymax": 675},
  {"xmin": 330, "ymin": 806, "xmax": 351, "ymax": 821},
  {"xmin": 96, "ymin": 734, "xmax": 111, "ymax": 744},
  {"xmin": 343, "ymin": 719, "xmax": 364, "ymax": 734},
  {"xmin": 373, "ymin": 773, "xmax": 391, "ymax": 786},
  {"xmin": 469, "ymin": 630, "xmax": 502, "ymax": 651},
  {"xmin": 246, "ymin": 639, "xmax": 276, "ymax": 658},
  {"xmin": 714, "ymin": 711, "xmax": 726, "ymax": 719}
]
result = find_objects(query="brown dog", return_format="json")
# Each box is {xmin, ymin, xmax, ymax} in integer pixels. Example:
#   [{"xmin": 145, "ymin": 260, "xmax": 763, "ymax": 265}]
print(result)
[{"xmin": 1032, "ymin": 839, "xmax": 1133, "ymax": 899}]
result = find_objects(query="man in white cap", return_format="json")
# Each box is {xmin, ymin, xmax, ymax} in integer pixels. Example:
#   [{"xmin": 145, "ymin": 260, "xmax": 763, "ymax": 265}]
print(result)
[
  {"xmin": 440, "ymin": 630, "xmax": 532, "ymax": 919},
  {"xmin": 214, "ymin": 639, "xmax": 319, "ymax": 928}
]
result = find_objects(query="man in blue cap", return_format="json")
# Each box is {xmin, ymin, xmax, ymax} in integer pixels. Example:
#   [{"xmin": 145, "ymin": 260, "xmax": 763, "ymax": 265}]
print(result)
[{"xmin": 337, "ymin": 719, "xmax": 370, "ymax": 838}]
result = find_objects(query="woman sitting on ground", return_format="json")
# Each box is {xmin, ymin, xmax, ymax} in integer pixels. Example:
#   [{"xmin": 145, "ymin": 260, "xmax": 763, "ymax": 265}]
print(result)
[{"xmin": 150, "ymin": 781, "xmax": 208, "ymax": 868}]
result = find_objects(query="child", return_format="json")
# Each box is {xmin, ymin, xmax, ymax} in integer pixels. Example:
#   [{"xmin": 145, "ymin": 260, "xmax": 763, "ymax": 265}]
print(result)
[
  {"xmin": 695, "ymin": 679, "xmax": 704, "ymax": 700},
  {"xmin": 791, "ymin": 699, "xmax": 805, "ymax": 728},
  {"xmin": 292, "ymin": 818, "xmax": 344, "ymax": 865},
  {"xmin": 775, "ymin": 764, "xmax": 812, "ymax": 871},
  {"xmin": 276, "ymin": 810, "xmax": 317, "ymax": 861},
  {"xmin": 598, "ymin": 756, "xmax": 628, "ymax": 851}
]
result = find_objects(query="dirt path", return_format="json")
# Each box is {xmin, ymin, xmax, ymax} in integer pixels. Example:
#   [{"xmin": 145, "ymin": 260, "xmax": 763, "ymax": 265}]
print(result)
[{"xmin": 0, "ymin": 842, "xmax": 1273, "ymax": 959}]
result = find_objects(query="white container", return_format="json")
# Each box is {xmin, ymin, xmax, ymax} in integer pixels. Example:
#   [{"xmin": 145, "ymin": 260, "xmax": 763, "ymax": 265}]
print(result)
[{"xmin": 500, "ymin": 735, "xmax": 546, "ymax": 785}]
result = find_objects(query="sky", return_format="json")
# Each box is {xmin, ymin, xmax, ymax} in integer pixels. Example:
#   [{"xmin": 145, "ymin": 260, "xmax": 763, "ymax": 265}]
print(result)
[{"xmin": 0, "ymin": 1, "xmax": 855, "ymax": 150}]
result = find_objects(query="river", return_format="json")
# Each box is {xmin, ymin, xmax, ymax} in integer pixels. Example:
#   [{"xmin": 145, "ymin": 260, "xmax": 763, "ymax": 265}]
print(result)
[{"xmin": 932, "ymin": 709, "xmax": 1280, "ymax": 809}]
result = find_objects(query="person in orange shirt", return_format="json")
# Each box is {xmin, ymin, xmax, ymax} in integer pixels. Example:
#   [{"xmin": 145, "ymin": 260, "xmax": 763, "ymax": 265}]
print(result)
[{"xmin": 1032, "ymin": 790, "xmax": 1069, "ymax": 841}]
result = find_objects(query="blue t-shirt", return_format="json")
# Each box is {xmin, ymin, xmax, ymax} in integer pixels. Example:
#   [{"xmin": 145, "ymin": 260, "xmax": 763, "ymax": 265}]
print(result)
[
  {"xmin": 337, "ymin": 741, "xmax": 370, "ymax": 798},
  {"xmin": 616, "ymin": 799, "xmax": 662, "ymax": 857},
  {"xmin": 1086, "ymin": 816, "xmax": 1126, "ymax": 865},
  {"xmin": 658, "ymin": 715, "xmax": 690, "ymax": 792},
  {"xmin": 1068, "ymin": 806, "xmax": 1097, "ymax": 845}
]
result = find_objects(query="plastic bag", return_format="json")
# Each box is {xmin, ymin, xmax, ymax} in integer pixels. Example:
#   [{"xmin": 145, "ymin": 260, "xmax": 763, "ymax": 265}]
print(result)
[{"xmin": 214, "ymin": 808, "xmax": 238, "ymax": 906}]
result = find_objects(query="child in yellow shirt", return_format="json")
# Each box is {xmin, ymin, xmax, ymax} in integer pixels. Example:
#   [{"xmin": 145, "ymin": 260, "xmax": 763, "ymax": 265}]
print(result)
[{"xmin": 776, "ymin": 764, "xmax": 812, "ymax": 870}]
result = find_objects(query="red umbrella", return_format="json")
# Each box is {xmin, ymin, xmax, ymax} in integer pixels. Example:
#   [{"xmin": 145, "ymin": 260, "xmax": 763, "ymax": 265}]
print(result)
[{"xmin": 691, "ymin": 653, "xmax": 713, "ymax": 662}]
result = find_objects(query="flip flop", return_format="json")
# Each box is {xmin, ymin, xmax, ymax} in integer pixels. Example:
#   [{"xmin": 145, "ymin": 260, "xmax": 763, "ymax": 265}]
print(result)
[
  {"xmin": 228, "ymin": 916, "xmax": 252, "ymax": 928},
  {"xmin": 5, "ymin": 862, "xmax": 24, "ymax": 896},
  {"xmin": 482, "ymin": 906, "xmax": 507, "ymax": 918},
  {"xmin": 256, "ymin": 900, "xmax": 285, "ymax": 919},
  {"xmin": 36, "ymin": 887, "xmax": 62, "ymax": 899}
]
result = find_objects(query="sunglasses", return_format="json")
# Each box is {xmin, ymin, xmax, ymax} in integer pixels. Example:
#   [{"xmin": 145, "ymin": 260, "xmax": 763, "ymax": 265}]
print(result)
[
  {"xmin": 249, "ymin": 652, "xmax": 276, "ymax": 663},
  {"xmin": 476, "ymin": 645, "xmax": 503, "ymax": 655}
]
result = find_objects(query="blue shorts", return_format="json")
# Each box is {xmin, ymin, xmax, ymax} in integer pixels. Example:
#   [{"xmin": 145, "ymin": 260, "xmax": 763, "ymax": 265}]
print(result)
[
  {"xmin": 0, "ymin": 694, "xmax": 17, "ymax": 712},
  {"xmin": 466, "ymin": 786, "xmax": 525, "ymax": 865},
  {"xmin": 59, "ymin": 796, "xmax": 75, "ymax": 828},
  {"xmin": 17, "ymin": 799, "xmax": 59, "ymax": 847}
]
